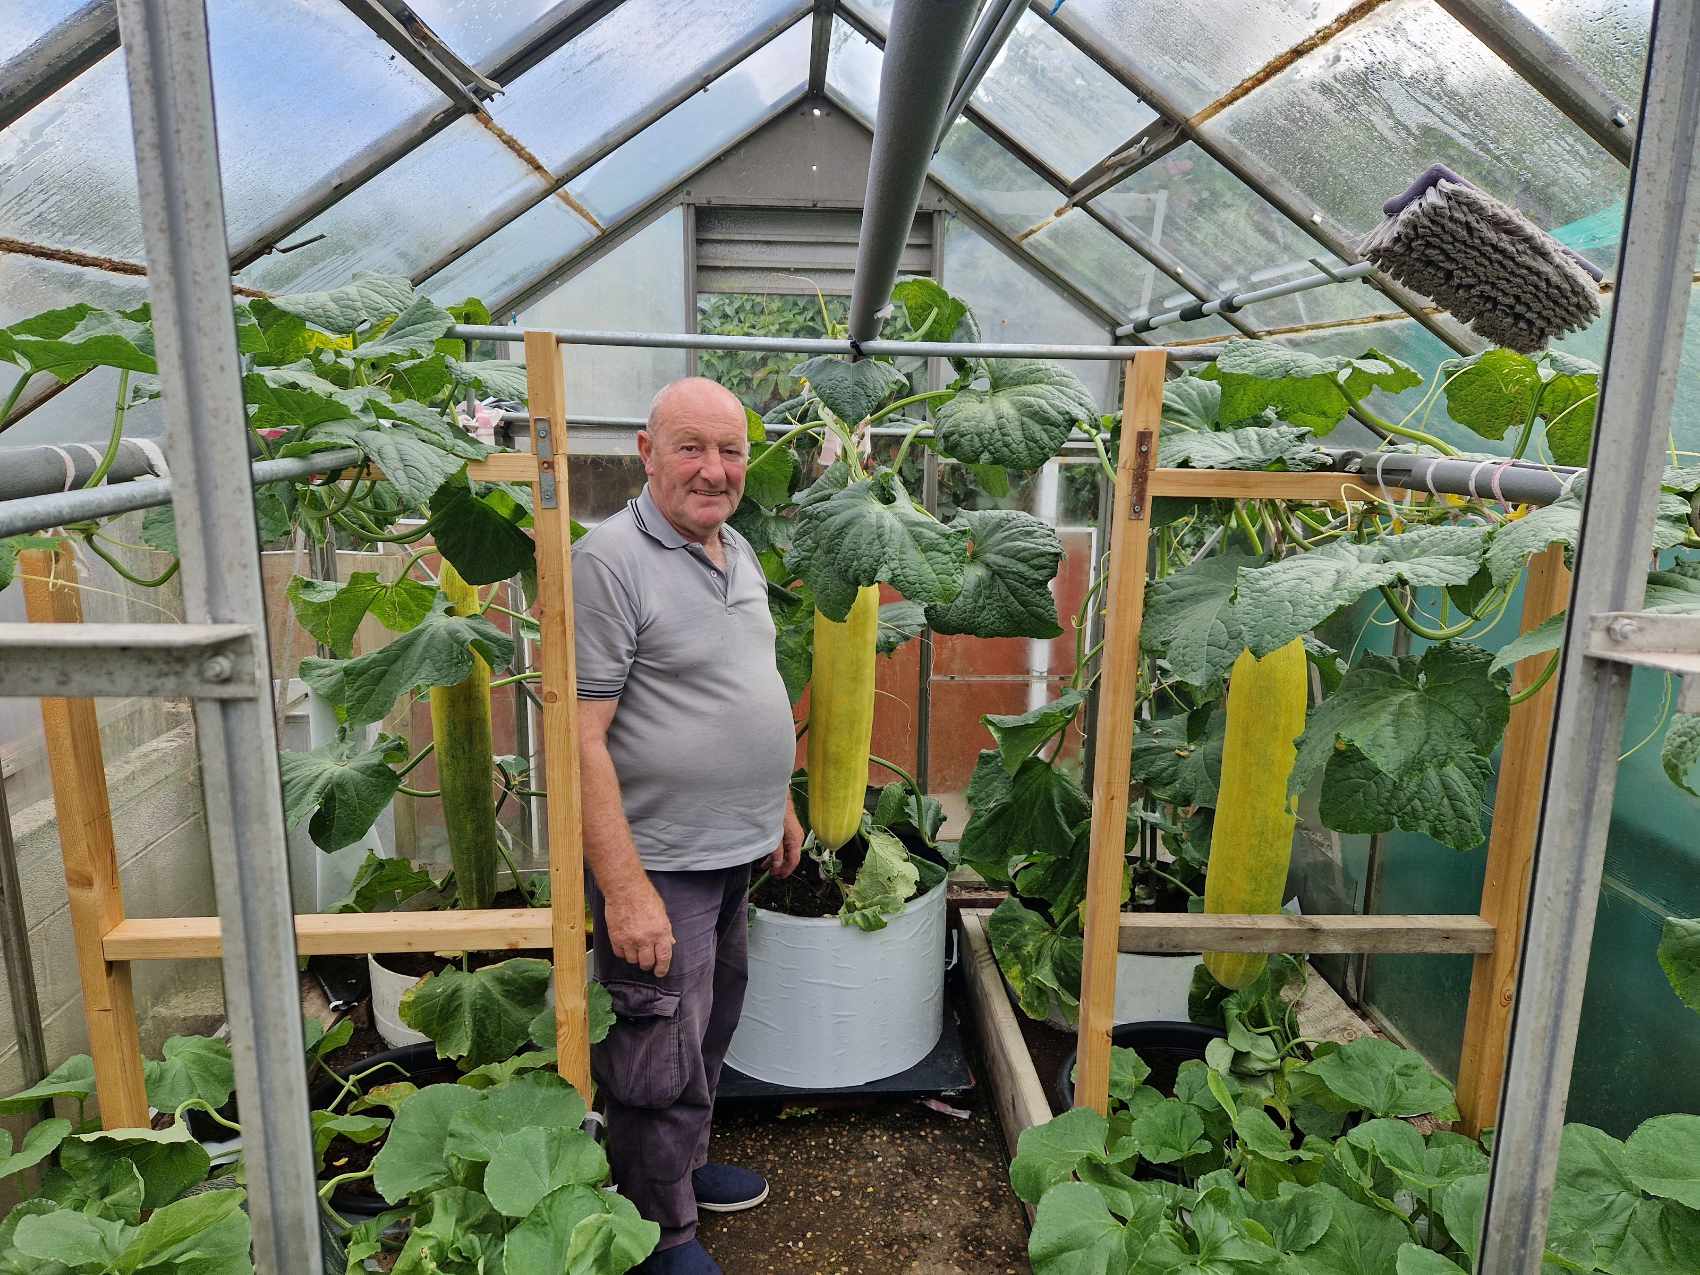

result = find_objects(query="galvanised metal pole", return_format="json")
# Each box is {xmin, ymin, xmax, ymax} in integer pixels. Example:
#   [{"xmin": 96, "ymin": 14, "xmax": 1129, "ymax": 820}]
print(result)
[
  {"xmin": 1433, "ymin": 0, "xmax": 1634, "ymax": 166},
  {"xmin": 1477, "ymin": 3, "xmax": 1700, "ymax": 1270},
  {"xmin": 0, "ymin": 768, "xmax": 50, "ymax": 1117},
  {"xmin": 847, "ymin": 0, "xmax": 980, "ymax": 346},
  {"xmin": 936, "ymin": 0, "xmax": 1026, "ymax": 149},
  {"xmin": 113, "ymin": 3, "xmax": 322, "ymax": 1271}
]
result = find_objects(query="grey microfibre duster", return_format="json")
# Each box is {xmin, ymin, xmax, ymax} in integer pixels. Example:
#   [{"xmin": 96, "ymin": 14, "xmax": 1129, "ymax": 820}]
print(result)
[{"xmin": 1361, "ymin": 163, "xmax": 1603, "ymax": 353}]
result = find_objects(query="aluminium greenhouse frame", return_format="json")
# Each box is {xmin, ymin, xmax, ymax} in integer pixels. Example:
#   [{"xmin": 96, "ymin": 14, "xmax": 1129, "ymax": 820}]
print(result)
[{"xmin": 0, "ymin": 2, "xmax": 1695, "ymax": 1274}]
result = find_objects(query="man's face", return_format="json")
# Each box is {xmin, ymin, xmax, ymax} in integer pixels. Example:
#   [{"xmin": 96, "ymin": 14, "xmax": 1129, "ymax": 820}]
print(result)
[{"xmin": 638, "ymin": 389, "xmax": 749, "ymax": 541}]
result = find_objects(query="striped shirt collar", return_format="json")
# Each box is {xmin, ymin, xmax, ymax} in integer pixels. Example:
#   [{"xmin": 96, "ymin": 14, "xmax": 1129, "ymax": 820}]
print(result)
[{"xmin": 632, "ymin": 484, "xmax": 733, "ymax": 559}]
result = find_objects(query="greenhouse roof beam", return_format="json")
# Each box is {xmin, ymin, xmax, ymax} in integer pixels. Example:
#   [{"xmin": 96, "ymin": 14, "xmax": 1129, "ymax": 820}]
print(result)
[
  {"xmin": 1478, "ymin": 3, "xmax": 1700, "ymax": 1270},
  {"xmin": 410, "ymin": 4, "xmax": 807, "ymax": 287},
  {"xmin": 0, "ymin": 0, "xmax": 118, "ymax": 132},
  {"xmin": 935, "ymin": 0, "xmax": 1027, "ymax": 149},
  {"xmin": 1064, "ymin": 118, "xmax": 1187, "ymax": 209},
  {"xmin": 227, "ymin": 0, "xmax": 635, "ymax": 272},
  {"xmin": 848, "ymin": 0, "xmax": 979, "ymax": 345},
  {"xmin": 807, "ymin": 0, "xmax": 834, "ymax": 96},
  {"xmin": 335, "ymin": 0, "xmax": 501, "ymax": 113},
  {"xmin": 1025, "ymin": 0, "xmax": 1484, "ymax": 356},
  {"xmin": 1433, "ymin": 0, "xmax": 1633, "ymax": 167}
]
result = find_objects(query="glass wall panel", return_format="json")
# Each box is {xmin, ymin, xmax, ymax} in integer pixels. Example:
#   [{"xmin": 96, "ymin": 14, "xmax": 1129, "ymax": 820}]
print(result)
[
  {"xmin": 1093, "ymin": 144, "xmax": 1385, "ymax": 332},
  {"xmin": 487, "ymin": 0, "xmax": 806, "ymax": 175},
  {"xmin": 1046, "ymin": 0, "xmax": 1359, "ymax": 116},
  {"xmin": 422, "ymin": 195, "xmax": 593, "ymax": 308},
  {"xmin": 516, "ymin": 207, "xmax": 688, "ymax": 420},
  {"xmin": 969, "ymin": 11, "xmax": 1157, "ymax": 181},
  {"xmin": 1210, "ymin": 0, "xmax": 1629, "ymax": 273},
  {"xmin": 237, "ymin": 116, "xmax": 545, "ymax": 293},
  {"xmin": 566, "ymin": 22, "xmax": 810, "ymax": 227}
]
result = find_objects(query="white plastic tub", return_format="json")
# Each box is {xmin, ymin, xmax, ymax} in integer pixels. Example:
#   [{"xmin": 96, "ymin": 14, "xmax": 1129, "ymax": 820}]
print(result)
[
  {"xmin": 726, "ymin": 878, "xmax": 947, "ymax": 1089},
  {"xmin": 368, "ymin": 954, "xmax": 429, "ymax": 1048}
]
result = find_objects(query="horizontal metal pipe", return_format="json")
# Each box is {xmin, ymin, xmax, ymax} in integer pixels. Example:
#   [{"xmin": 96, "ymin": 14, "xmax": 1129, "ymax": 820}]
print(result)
[
  {"xmin": 0, "ymin": 447, "xmax": 362, "ymax": 539},
  {"xmin": 450, "ymin": 323, "xmax": 1222, "ymax": 362},
  {"xmin": 1119, "ymin": 261, "xmax": 1377, "ymax": 336},
  {"xmin": 0, "ymin": 440, "xmax": 166, "ymax": 501},
  {"xmin": 1337, "ymin": 449, "xmax": 1580, "ymax": 506}
]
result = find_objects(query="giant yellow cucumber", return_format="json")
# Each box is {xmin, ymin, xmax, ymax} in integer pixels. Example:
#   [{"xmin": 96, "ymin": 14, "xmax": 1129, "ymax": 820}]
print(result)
[
  {"xmin": 1202, "ymin": 637, "xmax": 1308, "ymax": 989},
  {"xmin": 431, "ymin": 563, "xmax": 498, "ymax": 910},
  {"xmin": 807, "ymin": 584, "xmax": 880, "ymax": 851}
]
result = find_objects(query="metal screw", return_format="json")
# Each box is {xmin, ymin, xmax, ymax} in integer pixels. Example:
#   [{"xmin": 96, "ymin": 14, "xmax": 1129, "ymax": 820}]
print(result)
[
  {"xmin": 1611, "ymin": 109, "xmax": 1631, "ymax": 128},
  {"xmin": 201, "ymin": 655, "xmax": 233, "ymax": 683},
  {"xmin": 1607, "ymin": 617, "xmax": 1639, "ymax": 643}
]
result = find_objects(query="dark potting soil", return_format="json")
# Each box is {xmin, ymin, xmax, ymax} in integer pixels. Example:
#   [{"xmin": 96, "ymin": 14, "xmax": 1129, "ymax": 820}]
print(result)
[{"xmin": 750, "ymin": 825, "xmax": 949, "ymax": 920}]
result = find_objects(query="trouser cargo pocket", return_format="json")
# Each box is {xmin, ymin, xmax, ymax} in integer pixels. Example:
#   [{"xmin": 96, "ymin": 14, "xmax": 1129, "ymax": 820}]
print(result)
[{"xmin": 598, "ymin": 979, "xmax": 687, "ymax": 1109}]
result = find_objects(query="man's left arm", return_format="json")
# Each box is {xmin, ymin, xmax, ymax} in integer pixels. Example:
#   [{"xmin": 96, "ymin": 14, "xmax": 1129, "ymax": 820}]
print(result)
[{"xmin": 767, "ymin": 791, "xmax": 803, "ymax": 878}]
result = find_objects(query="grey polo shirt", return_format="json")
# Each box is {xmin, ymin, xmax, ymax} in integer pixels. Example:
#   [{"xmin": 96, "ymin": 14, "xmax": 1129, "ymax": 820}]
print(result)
[{"xmin": 572, "ymin": 485, "xmax": 796, "ymax": 871}]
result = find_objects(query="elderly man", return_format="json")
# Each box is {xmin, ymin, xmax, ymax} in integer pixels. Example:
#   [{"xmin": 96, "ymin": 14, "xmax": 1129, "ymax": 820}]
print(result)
[{"xmin": 572, "ymin": 377, "xmax": 804, "ymax": 1274}]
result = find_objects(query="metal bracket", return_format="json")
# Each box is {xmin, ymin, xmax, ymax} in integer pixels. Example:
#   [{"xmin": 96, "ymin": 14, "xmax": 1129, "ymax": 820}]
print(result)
[
  {"xmin": 1127, "ymin": 430, "xmax": 1153, "ymax": 521},
  {"xmin": 533, "ymin": 415, "xmax": 559, "ymax": 510},
  {"xmin": 1584, "ymin": 611, "xmax": 1700, "ymax": 712},
  {"xmin": 0, "ymin": 623, "xmax": 259, "ymax": 700}
]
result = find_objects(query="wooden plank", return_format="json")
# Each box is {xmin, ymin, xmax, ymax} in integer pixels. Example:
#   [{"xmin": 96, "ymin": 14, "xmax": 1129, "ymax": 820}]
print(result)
[
  {"xmin": 19, "ymin": 545, "xmax": 150, "ymax": 1129},
  {"xmin": 1118, "ymin": 913, "xmax": 1496, "ymax": 954},
  {"xmin": 1075, "ymin": 350, "xmax": 1165, "ymax": 1115},
  {"xmin": 358, "ymin": 453, "xmax": 540, "ymax": 484},
  {"xmin": 103, "ymin": 909, "xmax": 551, "ymax": 960},
  {"xmin": 1147, "ymin": 470, "xmax": 1406, "ymax": 503},
  {"xmin": 959, "ymin": 912, "xmax": 1048, "ymax": 1223},
  {"xmin": 1456, "ymin": 544, "xmax": 1571, "ymax": 1136},
  {"xmin": 525, "ymin": 330, "xmax": 593, "ymax": 1099}
]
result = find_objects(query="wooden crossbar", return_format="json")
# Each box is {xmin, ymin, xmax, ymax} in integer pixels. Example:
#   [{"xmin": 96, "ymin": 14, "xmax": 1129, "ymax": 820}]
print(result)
[
  {"xmin": 1118, "ymin": 913, "xmax": 1495, "ymax": 955},
  {"xmin": 1146, "ymin": 471, "xmax": 1408, "ymax": 502},
  {"xmin": 103, "ymin": 911, "xmax": 551, "ymax": 960}
]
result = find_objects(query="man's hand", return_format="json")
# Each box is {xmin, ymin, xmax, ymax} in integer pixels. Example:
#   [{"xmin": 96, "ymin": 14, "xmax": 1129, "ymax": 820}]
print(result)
[
  {"xmin": 603, "ymin": 883, "xmax": 675, "ymax": 976},
  {"xmin": 768, "ymin": 804, "xmax": 804, "ymax": 879}
]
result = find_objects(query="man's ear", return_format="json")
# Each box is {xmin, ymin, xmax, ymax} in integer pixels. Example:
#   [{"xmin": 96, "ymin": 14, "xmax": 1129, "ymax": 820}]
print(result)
[{"xmin": 636, "ymin": 429, "xmax": 654, "ymax": 473}]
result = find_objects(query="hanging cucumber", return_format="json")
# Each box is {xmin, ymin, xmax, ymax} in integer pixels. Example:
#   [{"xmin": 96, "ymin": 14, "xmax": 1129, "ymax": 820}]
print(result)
[
  {"xmin": 1202, "ymin": 637, "xmax": 1308, "ymax": 989},
  {"xmin": 431, "ymin": 562, "xmax": 498, "ymax": 910},
  {"xmin": 807, "ymin": 584, "xmax": 881, "ymax": 851}
]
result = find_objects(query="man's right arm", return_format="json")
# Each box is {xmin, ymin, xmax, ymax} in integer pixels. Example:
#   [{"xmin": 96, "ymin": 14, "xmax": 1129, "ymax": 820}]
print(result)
[{"xmin": 578, "ymin": 697, "xmax": 676, "ymax": 976}]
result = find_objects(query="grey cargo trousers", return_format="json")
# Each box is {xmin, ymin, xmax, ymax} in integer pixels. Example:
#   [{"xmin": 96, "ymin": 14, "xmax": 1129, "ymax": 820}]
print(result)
[{"xmin": 590, "ymin": 863, "xmax": 751, "ymax": 1252}]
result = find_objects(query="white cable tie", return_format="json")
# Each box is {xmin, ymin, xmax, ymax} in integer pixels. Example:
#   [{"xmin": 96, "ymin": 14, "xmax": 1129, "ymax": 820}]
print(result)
[
  {"xmin": 1467, "ymin": 458, "xmax": 1494, "ymax": 501},
  {"xmin": 1424, "ymin": 456, "xmax": 1442, "ymax": 497},
  {"xmin": 1489, "ymin": 459, "xmax": 1514, "ymax": 504},
  {"xmin": 131, "ymin": 438, "xmax": 169, "ymax": 478},
  {"xmin": 1373, "ymin": 452, "xmax": 1396, "ymax": 494},
  {"xmin": 45, "ymin": 446, "xmax": 76, "ymax": 491}
]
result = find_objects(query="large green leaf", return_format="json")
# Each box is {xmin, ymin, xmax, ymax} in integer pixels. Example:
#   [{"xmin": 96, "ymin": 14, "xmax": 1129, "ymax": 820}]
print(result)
[
  {"xmin": 442, "ymin": 1073, "xmax": 587, "ymax": 1168},
  {"xmin": 428, "ymin": 473, "xmax": 536, "ymax": 587},
  {"xmin": 790, "ymin": 470, "xmax": 968, "ymax": 621},
  {"xmin": 1028, "ymin": 1181, "xmax": 1130, "ymax": 1275},
  {"xmin": 1238, "ymin": 526, "xmax": 1488, "ymax": 655},
  {"xmin": 1130, "ymin": 1098, "xmax": 1209, "ymax": 1165},
  {"xmin": 1142, "ymin": 553, "xmax": 1258, "ymax": 692},
  {"xmin": 891, "ymin": 278, "xmax": 969, "ymax": 344},
  {"xmin": 508, "ymin": 1185, "xmax": 657, "ymax": 1275},
  {"xmin": 1604, "ymin": 1198, "xmax": 1700, "ymax": 1275},
  {"xmin": 1130, "ymin": 711, "xmax": 1224, "ymax": 808},
  {"xmin": 312, "ymin": 420, "xmax": 466, "ymax": 510},
  {"xmin": 934, "ymin": 360, "xmax": 1098, "ymax": 469},
  {"xmin": 277, "ymin": 732, "xmax": 407, "ymax": 851},
  {"xmin": 1395, "ymin": 1243, "xmax": 1468, "ymax": 1273},
  {"xmin": 446, "ymin": 357, "xmax": 529, "ymax": 403},
  {"xmin": 1299, "ymin": 1038, "xmax": 1458, "ymax": 1120},
  {"xmin": 1292, "ymin": 1183, "xmax": 1412, "ymax": 1275},
  {"xmin": 401, "ymin": 957, "xmax": 552, "ymax": 1069},
  {"xmin": 987, "ymin": 897, "xmax": 1083, "ymax": 1022},
  {"xmin": 0, "ymin": 305, "xmax": 156, "ymax": 382},
  {"xmin": 12, "ymin": 1209, "xmax": 128, "ymax": 1269},
  {"xmin": 1204, "ymin": 340, "xmax": 1419, "ymax": 435},
  {"xmin": 1538, "ymin": 351, "xmax": 1600, "ymax": 466},
  {"xmin": 64, "ymin": 1123, "xmax": 211, "ymax": 1211},
  {"xmin": 0, "ymin": 1119, "xmax": 70, "ymax": 1183},
  {"xmin": 1010, "ymin": 1108, "xmax": 1109, "ymax": 1205},
  {"xmin": 1442, "ymin": 349, "xmax": 1542, "ymax": 440},
  {"xmin": 1162, "ymin": 376, "xmax": 1221, "ymax": 432},
  {"xmin": 1662, "ymin": 714, "xmax": 1700, "ymax": 799},
  {"xmin": 265, "ymin": 273, "xmax": 415, "ymax": 334},
  {"xmin": 1544, "ymin": 1123, "xmax": 1642, "ymax": 1266},
  {"xmin": 1624, "ymin": 1114, "xmax": 1700, "ymax": 1209},
  {"xmin": 1485, "ymin": 490, "xmax": 1690, "ymax": 587},
  {"xmin": 0, "ymin": 1054, "xmax": 96, "ymax": 1114},
  {"xmin": 1658, "ymin": 916, "xmax": 1700, "ymax": 1016},
  {"xmin": 961, "ymin": 751, "xmax": 1089, "ymax": 878},
  {"xmin": 356, "ymin": 294, "xmax": 453, "ymax": 360},
  {"xmin": 1491, "ymin": 567, "xmax": 1700, "ymax": 675},
  {"xmin": 924, "ymin": 508, "xmax": 1063, "ymax": 638},
  {"xmin": 300, "ymin": 595, "xmax": 514, "ymax": 726},
  {"xmin": 793, "ymin": 355, "xmax": 907, "ymax": 424},
  {"xmin": 372, "ymin": 1083, "xmax": 483, "ymax": 1202},
  {"xmin": 482, "ymin": 1127, "xmax": 608, "ymax": 1218},
  {"xmin": 983, "ymin": 689, "xmax": 1086, "ymax": 774},
  {"xmin": 875, "ymin": 599, "xmax": 927, "ymax": 654},
  {"xmin": 743, "ymin": 439, "xmax": 798, "ymax": 508},
  {"xmin": 840, "ymin": 827, "xmax": 920, "ymax": 931},
  {"xmin": 1158, "ymin": 425, "xmax": 1330, "ymax": 471},
  {"xmin": 242, "ymin": 364, "xmax": 358, "ymax": 430},
  {"xmin": 1318, "ymin": 745, "xmax": 1495, "ymax": 851},
  {"xmin": 286, "ymin": 572, "xmax": 436, "ymax": 659},
  {"xmin": 326, "ymin": 851, "xmax": 437, "ymax": 913},
  {"xmin": 141, "ymin": 1035, "xmax": 234, "ymax": 1115}
]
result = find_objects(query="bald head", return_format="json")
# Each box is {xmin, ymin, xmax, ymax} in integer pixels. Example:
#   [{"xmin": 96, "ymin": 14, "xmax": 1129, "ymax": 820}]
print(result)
[{"xmin": 637, "ymin": 377, "xmax": 750, "ymax": 544}]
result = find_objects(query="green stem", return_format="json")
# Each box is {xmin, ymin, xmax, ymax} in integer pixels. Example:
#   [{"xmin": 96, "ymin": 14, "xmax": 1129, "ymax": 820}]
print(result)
[
  {"xmin": 0, "ymin": 371, "xmax": 34, "ymax": 433},
  {"xmin": 1337, "ymin": 383, "xmax": 1461, "ymax": 456},
  {"xmin": 1620, "ymin": 674, "xmax": 1674, "ymax": 763},
  {"xmin": 318, "ymin": 1168, "xmax": 374, "ymax": 1203},
  {"xmin": 1508, "ymin": 651, "xmax": 1560, "ymax": 706},
  {"xmin": 333, "ymin": 512, "xmax": 435, "ymax": 544},
  {"xmin": 868, "ymin": 752, "xmax": 921, "ymax": 799},
  {"xmin": 397, "ymin": 742, "xmax": 434, "ymax": 779},
  {"xmin": 83, "ymin": 370, "xmax": 131, "ymax": 489},
  {"xmin": 866, "ymin": 388, "xmax": 953, "ymax": 429},
  {"xmin": 1377, "ymin": 585, "xmax": 1480, "ymax": 641},
  {"xmin": 396, "ymin": 545, "xmax": 436, "ymax": 582},
  {"xmin": 81, "ymin": 532, "xmax": 180, "ymax": 588},
  {"xmin": 1089, "ymin": 429, "xmax": 1115, "ymax": 483},
  {"xmin": 1508, "ymin": 397, "xmax": 1541, "ymax": 462},
  {"xmin": 398, "ymin": 785, "xmax": 440, "ymax": 798},
  {"xmin": 1233, "ymin": 503, "xmax": 1264, "ymax": 556},
  {"xmin": 489, "ymin": 672, "xmax": 540, "ymax": 689},
  {"xmin": 891, "ymin": 417, "xmax": 935, "ymax": 473},
  {"xmin": 174, "ymin": 1099, "xmax": 241, "ymax": 1134},
  {"xmin": 492, "ymin": 829, "xmax": 527, "ymax": 902}
]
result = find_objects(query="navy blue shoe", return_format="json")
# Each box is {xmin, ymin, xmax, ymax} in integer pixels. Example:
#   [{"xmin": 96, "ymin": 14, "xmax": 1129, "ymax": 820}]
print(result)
[
  {"xmin": 635, "ymin": 1238, "xmax": 722, "ymax": 1274},
  {"xmin": 692, "ymin": 1162, "xmax": 769, "ymax": 1212}
]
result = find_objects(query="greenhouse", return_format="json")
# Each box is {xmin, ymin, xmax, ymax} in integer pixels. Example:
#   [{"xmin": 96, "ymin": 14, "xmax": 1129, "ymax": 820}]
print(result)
[{"xmin": 0, "ymin": 0, "xmax": 1697, "ymax": 1271}]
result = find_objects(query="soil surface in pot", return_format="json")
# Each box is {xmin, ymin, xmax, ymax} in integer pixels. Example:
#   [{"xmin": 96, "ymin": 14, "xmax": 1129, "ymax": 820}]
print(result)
[{"xmin": 750, "ymin": 827, "xmax": 947, "ymax": 920}]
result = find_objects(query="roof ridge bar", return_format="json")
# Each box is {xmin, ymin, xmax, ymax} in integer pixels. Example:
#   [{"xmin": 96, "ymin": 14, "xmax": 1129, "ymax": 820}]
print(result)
[
  {"xmin": 1025, "ymin": 0, "xmax": 1484, "ymax": 355},
  {"xmin": 807, "ymin": 0, "xmax": 834, "ymax": 96},
  {"xmin": 847, "ymin": 0, "xmax": 980, "ymax": 345}
]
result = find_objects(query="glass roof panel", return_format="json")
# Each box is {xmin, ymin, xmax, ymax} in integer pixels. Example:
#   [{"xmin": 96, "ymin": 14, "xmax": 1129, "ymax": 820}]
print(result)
[
  {"xmin": 488, "ymin": 0, "xmax": 807, "ymax": 176},
  {"xmin": 824, "ymin": 14, "xmax": 883, "ymax": 121},
  {"xmin": 0, "ymin": 0, "xmax": 445, "ymax": 262},
  {"xmin": 422, "ymin": 195, "xmax": 593, "ymax": 307},
  {"xmin": 931, "ymin": 119, "xmax": 1056, "ymax": 238},
  {"xmin": 0, "ymin": 0, "xmax": 94, "ymax": 64},
  {"xmin": 567, "ymin": 20, "xmax": 810, "ymax": 227},
  {"xmin": 968, "ymin": 11, "xmax": 1157, "ymax": 181},
  {"xmin": 1046, "ymin": 0, "xmax": 1360, "ymax": 117},
  {"xmin": 237, "ymin": 115, "xmax": 546, "ymax": 293},
  {"xmin": 1209, "ymin": 0, "xmax": 1630, "ymax": 273},
  {"xmin": 402, "ymin": 0, "xmax": 594, "ymax": 73},
  {"xmin": 1092, "ymin": 143, "xmax": 1385, "ymax": 332},
  {"xmin": 1511, "ymin": 0, "xmax": 1652, "ymax": 109}
]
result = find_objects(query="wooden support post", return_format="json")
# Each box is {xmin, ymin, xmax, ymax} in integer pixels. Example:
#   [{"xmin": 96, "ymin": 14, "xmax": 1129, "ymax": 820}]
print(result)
[
  {"xmin": 18, "ymin": 545, "xmax": 150, "ymax": 1129},
  {"xmin": 1073, "ymin": 349, "xmax": 1166, "ymax": 1114},
  {"xmin": 1456, "ymin": 544, "xmax": 1572, "ymax": 1135},
  {"xmin": 525, "ymin": 331, "xmax": 593, "ymax": 1098}
]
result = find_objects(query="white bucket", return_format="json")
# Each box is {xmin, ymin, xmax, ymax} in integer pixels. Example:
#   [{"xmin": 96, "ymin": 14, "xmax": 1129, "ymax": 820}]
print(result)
[
  {"xmin": 726, "ymin": 879, "xmax": 947, "ymax": 1089},
  {"xmin": 368, "ymin": 954, "xmax": 429, "ymax": 1048},
  {"xmin": 1030, "ymin": 951, "xmax": 1201, "ymax": 1031}
]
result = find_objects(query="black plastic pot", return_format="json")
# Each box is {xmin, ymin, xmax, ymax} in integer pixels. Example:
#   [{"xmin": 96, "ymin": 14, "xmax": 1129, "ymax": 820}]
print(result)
[
  {"xmin": 1050, "ymin": 1020, "xmax": 1226, "ymax": 1116},
  {"xmin": 314, "ymin": 1042, "xmax": 460, "ymax": 1222}
]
